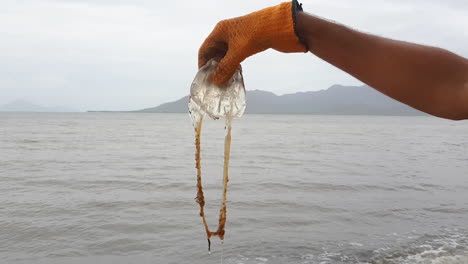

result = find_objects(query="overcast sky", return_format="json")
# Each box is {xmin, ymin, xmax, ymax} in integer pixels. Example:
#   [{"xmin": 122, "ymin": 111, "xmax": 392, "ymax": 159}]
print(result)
[{"xmin": 1, "ymin": 0, "xmax": 467, "ymax": 111}]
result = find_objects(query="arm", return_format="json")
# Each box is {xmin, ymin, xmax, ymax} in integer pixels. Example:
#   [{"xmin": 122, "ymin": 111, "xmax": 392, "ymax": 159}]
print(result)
[
  {"xmin": 296, "ymin": 12, "xmax": 468, "ymax": 120},
  {"xmin": 198, "ymin": 1, "xmax": 468, "ymax": 120}
]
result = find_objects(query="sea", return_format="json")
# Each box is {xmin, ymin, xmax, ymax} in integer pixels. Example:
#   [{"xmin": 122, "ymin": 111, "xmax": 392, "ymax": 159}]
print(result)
[{"xmin": 1, "ymin": 113, "xmax": 467, "ymax": 264}]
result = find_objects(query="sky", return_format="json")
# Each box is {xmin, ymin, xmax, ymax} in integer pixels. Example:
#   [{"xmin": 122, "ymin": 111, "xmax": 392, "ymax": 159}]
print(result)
[{"xmin": 1, "ymin": 0, "xmax": 467, "ymax": 111}]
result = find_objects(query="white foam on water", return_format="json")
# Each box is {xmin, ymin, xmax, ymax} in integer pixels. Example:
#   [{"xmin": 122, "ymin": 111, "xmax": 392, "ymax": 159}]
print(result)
[
  {"xmin": 369, "ymin": 230, "xmax": 468, "ymax": 264},
  {"xmin": 349, "ymin": 242, "xmax": 364, "ymax": 247},
  {"xmin": 430, "ymin": 255, "xmax": 468, "ymax": 264},
  {"xmin": 395, "ymin": 254, "xmax": 468, "ymax": 264}
]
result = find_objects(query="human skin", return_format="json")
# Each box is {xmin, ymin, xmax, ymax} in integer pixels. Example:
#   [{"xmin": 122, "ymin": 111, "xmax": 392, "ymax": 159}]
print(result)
[
  {"xmin": 295, "ymin": 11, "xmax": 468, "ymax": 120},
  {"xmin": 198, "ymin": 5, "xmax": 468, "ymax": 120}
]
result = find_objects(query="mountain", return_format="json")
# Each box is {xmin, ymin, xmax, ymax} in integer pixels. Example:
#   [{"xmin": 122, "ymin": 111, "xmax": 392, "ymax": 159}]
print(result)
[
  {"xmin": 137, "ymin": 85, "xmax": 424, "ymax": 116},
  {"xmin": 0, "ymin": 100, "xmax": 77, "ymax": 112}
]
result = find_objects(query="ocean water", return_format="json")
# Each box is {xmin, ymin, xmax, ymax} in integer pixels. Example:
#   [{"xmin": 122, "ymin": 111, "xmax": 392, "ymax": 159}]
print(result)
[{"xmin": 1, "ymin": 113, "xmax": 467, "ymax": 264}]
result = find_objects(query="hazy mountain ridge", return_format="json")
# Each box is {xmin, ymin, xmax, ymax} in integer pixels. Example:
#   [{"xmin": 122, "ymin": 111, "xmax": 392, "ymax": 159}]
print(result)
[
  {"xmin": 138, "ymin": 85, "xmax": 424, "ymax": 116},
  {"xmin": 0, "ymin": 100, "xmax": 77, "ymax": 112}
]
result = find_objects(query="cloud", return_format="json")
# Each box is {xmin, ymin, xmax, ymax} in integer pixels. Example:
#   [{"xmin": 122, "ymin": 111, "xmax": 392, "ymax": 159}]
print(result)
[{"xmin": 0, "ymin": 0, "xmax": 467, "ymax": 110}]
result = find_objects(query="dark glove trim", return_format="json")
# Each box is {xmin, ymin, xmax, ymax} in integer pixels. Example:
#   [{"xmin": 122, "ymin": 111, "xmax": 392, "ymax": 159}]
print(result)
[{"xmin": 292, "ymin": 0, "xmax": 309, "ymax": 52}]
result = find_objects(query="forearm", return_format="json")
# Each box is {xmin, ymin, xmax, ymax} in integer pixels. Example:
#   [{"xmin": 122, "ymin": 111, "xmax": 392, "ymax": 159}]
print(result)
[{"xmin": 296, "ymin": 12, "xmax": 468, "ymax": 120}]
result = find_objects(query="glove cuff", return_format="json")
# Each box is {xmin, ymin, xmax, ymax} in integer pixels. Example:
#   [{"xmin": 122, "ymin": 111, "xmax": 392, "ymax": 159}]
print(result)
[
  {"xmin": 253, "ymin": 1, "xmax": 308, "ymax": 53},
  {"xmin": 292, "ymin": 0, "xmax": 309, "ymax": 52}
]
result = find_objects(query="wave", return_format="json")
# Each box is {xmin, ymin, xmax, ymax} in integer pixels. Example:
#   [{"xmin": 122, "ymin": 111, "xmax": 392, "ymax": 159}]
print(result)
[{"xmin": 217, "ymin": 229, "xmax": 468, "ymax": 264}]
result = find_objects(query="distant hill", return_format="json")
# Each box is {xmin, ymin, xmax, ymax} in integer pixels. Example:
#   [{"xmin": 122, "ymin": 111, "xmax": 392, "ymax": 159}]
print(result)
[
  {"xmin": 137, "ymin": 85, "xmax": 424, "ymax": 116},
  {"xmin": 0, "ymin": 100, "xmax": 77, "ymax": 112}
]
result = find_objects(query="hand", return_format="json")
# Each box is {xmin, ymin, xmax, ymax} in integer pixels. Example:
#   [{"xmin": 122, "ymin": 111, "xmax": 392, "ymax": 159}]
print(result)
[{"xmin": 198, "ymin": 1, "xmax": 307, "ymax": 86}]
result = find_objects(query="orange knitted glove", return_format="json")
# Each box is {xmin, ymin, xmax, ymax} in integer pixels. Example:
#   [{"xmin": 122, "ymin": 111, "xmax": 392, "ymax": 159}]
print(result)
[{"xmin": 198, "ymin": 0, "xmax": 308, "ymax": 86}]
